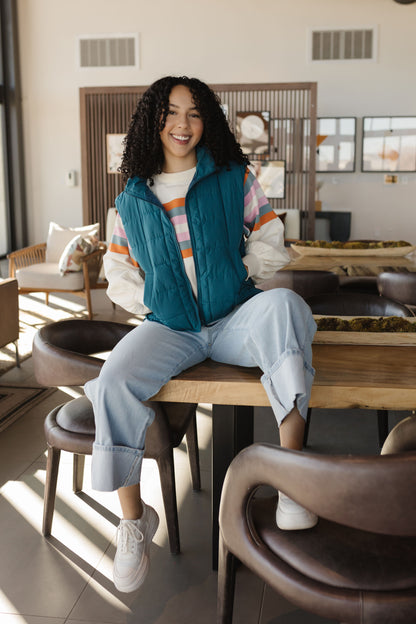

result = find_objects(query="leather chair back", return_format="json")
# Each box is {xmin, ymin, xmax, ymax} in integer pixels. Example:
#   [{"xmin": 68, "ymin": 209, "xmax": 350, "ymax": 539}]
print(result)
[
  {"xmin": 259, "ymin": 270, "xmax": 339, "ymax": 300},
  {"xmin": 32, "ymin": 319, "xmax": 134, "ymax": 386},
  {"xmin": 377, "ymin": 271, "xmax": 416, "ymax": 308},
  {"xmin": 306, "ymin": 291, "xmax": 412, "ymax": 317}
]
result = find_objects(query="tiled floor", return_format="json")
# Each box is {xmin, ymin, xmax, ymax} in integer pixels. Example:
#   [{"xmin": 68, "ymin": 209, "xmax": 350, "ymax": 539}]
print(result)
[{"xmin": 0, "ymin": 289, "xmax": 410, "ymax": 623}]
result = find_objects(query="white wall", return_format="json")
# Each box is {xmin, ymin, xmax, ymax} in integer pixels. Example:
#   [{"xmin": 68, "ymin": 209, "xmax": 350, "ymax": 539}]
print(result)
[{"xmin": 17, "ymin": 0, "xmax": 416, "ymax": 244}]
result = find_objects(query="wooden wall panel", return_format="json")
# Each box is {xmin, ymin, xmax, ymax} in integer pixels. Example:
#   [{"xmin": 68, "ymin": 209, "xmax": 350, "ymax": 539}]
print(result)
[{"xmin": 80, "ymin": 82, "xmax": 316, "ymax": 240}]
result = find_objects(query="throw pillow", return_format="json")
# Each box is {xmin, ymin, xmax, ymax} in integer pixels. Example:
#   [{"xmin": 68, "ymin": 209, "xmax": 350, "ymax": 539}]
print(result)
[
  {"xmin": 58, "ymin": 234, "xmax": 100, "ymax": 275},
  {"xmin": 46, "ymin": 221, "xmax": 99, "ymax": 262}
]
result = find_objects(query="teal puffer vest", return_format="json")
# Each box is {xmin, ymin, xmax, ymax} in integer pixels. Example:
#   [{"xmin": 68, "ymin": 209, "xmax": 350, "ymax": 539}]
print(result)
[{"xmin": 115, "ymin": 146, "xmax": 260, "ymax": 331}]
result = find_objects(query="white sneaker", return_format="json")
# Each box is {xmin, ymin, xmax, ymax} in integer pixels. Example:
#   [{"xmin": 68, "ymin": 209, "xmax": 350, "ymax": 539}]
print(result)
[
  {"xmin": 113, "ymin": 502, "xmax": 159, "ymax": 593},
  {"xmin": 276, "ymin": 492, "xmax": 318, "ymax": 530}
]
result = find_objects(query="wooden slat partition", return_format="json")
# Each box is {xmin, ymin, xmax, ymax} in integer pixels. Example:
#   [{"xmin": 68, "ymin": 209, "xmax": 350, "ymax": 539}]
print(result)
[{"xmin": 80, "ymin": 82, "xmax": 317, "ymax": 241}]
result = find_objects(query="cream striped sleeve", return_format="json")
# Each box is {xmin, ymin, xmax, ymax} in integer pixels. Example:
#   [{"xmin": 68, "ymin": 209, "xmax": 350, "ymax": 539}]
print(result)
[
  {"xmin": 242, "ymin": 168, "xmax": 290, "ymax": 282},
  {"xmin": 103, "ymin": 211, "xmax": 151, "ymax": 315}
]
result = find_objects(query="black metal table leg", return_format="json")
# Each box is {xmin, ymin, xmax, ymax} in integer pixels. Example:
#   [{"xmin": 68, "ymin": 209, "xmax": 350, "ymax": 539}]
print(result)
[{"xmin": 211, "ymin": 404, "xmax": 254, "ymax": 570}]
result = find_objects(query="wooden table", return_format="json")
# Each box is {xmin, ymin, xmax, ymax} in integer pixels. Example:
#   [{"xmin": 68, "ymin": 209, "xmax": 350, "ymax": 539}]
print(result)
[{"xmin": 152, "ymin": 342, "xmax": 416, "ymax": 567}]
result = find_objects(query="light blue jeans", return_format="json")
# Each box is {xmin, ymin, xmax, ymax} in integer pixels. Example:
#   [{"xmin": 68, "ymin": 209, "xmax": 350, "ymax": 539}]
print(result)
[{"xmin": 84, "ymin": 288, "xmax": 316, "ymax": 491}]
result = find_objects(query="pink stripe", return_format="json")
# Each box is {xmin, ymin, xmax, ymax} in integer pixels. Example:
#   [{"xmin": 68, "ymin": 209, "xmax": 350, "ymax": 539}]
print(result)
[
  {"xmin": 113, "ymin": 223, "xmax": 127, "ymax": 237},
  {"xmin": 171, "ymin": 214, "xmax": 188, "ymax": 225},
  {"xmin": 244, "ymin": 184, "xmax": 257, "ymax": 206},
  {"xmin": 176, "ymin": 231, "xmax": 190, "ymax": 242}
]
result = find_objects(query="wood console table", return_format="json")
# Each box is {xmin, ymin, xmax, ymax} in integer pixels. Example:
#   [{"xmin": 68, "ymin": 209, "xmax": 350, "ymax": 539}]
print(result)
[
  {"xmin": 152, "ymin": 343, "xmax": 416, "ymax": 568},
  {"xmin": 286, "ymin": 250, "xmax": 416, "ymax": 273}
]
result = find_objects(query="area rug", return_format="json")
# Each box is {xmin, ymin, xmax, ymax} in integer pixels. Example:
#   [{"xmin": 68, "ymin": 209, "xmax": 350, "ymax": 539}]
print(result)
[
  {"xmin": 0, "ymin": 385, "xmax": 56, "ymax": 431},
  {"xmin": 0, "ymin": 292, "xmax": 87, "ymax": 376}
]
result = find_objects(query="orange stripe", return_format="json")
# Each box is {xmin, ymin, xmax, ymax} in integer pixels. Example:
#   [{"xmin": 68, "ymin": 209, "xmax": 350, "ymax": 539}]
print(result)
[
  {"xmin": 164, "ymin": 197, "xmax": 185, "ymax": 211},
  {"xmin": 244, "ymin": 168, "xmax": 250, "ymax": 185},
  {"xmin": 109, "ymin": 242, "xmax": 139, "ymax": 267},
  {"xmin": 181, "ymin": 248, "xmax": 193, "ymax": 259},
  {"xmin": 109, "ymin": 242, "xmax": 129, "ymax": 254},
  {"xmin": 252, "ymin": 211, "xmax": 277, "ymax": 231}
]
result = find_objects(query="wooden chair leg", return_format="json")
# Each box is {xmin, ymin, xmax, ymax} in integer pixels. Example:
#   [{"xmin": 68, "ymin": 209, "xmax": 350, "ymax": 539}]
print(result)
[
  {"xmin": 185, "ymin": 411, "xmax": 201, "ymax": 491},
  {"xmin": 13, "ymin": 341, "xmax": 20, "ymax": 367},
  {"xmin": 73, "ymin": 454, "xmax": 85, "ymax": 493},
  {"xmin": 156, "ymin": 448, "xmax": 181, "ymax": 555},
  {"xmin": 377, "ymin": 409, "xmax": 389, "ymax": 448},
  {"xmin": 303, "ymin": 407, "xmax": 312, "ymax": 447},
  {"xmin": 43, "ymin": 445, "xmax": 61, "ymax": 536},
  {"xmin": 85, "ymin": 289, "xmax": 93, "ymax": 320},
  {"xmin": 217, "ymin": 534, "xmax": 237, "ymax": 624},
  {"xmin": 45, "ymin": 293, "xmax": 49, "ymax": 306}
]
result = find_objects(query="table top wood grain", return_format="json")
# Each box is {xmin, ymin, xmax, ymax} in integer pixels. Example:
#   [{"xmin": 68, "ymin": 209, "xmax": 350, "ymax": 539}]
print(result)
[
  {"xmin": 151, "ymin": 343, "xmax": 416, "ymax": 410},
  {"xmin": 286, "ymin": 249, "xmax": 416, "ymax": 272}
]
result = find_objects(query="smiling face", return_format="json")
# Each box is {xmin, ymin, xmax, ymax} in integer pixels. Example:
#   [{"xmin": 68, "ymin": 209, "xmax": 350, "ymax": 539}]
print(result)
[{"xmin": 159, "ymin": 85, "xmax": 204, "ymax": 173}]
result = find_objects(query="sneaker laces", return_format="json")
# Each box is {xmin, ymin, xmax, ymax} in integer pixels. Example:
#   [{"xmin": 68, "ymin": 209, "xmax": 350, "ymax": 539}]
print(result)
[{"xmin": 118, "ymin": 520, "xmax": 144, "ymax": 555}]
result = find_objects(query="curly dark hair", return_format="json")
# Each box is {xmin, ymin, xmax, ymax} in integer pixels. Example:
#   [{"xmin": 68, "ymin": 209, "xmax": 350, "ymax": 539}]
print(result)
[{"xmin": 119, "ymin": 76, "xmax": 249, "ymax": 182}]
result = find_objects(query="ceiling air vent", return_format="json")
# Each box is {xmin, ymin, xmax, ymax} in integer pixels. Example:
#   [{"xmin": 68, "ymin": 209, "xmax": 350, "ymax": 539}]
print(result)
[
  {"xmin": 78, "ymin": 34, "xmax": 139, "ymax": 68},
  {"xmin": 311, "ymin": 28, "xmax": 375, "ymax": 61}
]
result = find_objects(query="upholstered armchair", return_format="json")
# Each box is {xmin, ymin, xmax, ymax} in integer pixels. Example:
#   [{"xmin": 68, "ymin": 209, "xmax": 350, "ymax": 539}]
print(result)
[
  {"xmin": 0, "ymin": 277, "xmax": 20, "ymax": 366},
  {"xmin": 7, "ymin": 222, "xmax": 107, "ymax": 320}
]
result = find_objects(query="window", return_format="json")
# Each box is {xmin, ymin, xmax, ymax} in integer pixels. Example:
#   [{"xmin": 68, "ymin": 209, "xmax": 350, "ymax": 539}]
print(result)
[{"xmin": 0, "ymin": 0, "xmax": 26, "ymax": 258}]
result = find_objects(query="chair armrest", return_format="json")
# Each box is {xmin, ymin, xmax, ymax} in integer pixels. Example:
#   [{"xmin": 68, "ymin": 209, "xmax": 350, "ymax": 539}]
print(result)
[
  {"xmin": 219, "ymin": 443, "xmax": 416, "ymax": 544},
  {"xmin": 80, "ymin": 242, "xmax": 107, "ymax": 288},
  {"xmin": 78, "ymin": 242, "xmax": 107, "ymax": 264},
  {"xmin": 7, "ymin": 243, "xmax": 47, "ymax": 276}
]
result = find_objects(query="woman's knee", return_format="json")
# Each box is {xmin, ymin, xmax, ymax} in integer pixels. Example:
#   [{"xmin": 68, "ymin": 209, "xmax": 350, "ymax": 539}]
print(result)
[{"xmin": 260, "ymin": 287, "xmax": 309, "ymax": 315}]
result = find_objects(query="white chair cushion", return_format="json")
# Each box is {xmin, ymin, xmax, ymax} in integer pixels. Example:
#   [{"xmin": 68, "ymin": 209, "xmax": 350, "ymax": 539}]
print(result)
[
  {"xmin": 46, "ymin": 222, "xmax": 99, "ymax": 262},
  {"xmin": 106, "ymin": 208, "xmax": 117, "ymax": 243},
  {"xmin": 16, "ymin": 263, "xmax": 85, "ymax": 290}
]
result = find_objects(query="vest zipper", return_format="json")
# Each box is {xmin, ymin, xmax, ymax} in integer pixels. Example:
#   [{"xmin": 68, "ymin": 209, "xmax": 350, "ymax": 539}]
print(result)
[{"xmin": 184, "ymin": 185, "xmax": 206, "ymax": 326}]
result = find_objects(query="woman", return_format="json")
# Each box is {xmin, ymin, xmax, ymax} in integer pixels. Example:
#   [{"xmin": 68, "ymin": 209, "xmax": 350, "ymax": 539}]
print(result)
[{"xmin": 85, "ymin": 76, "xmax": 317, "ymax": 593}]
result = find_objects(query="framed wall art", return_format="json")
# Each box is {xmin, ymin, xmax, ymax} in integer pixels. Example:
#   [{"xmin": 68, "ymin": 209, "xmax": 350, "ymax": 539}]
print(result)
[
  {"xmin": 316, "ymin": 117, "xmax": 356, "ymax": 172},
  {"xmin": 362, "ymin": 116, "xmax": 416, "ymax": 172},
  {"xmin": 106, "ymin": 133, "xmax": 126, "ymax": 174},
  {"xmin": 236, "ymin": 111, "xmax": 270, "ymax": 156},
  {"xmin": 249, "ymin": 159, "xmax": 286, "ymax": 199}
]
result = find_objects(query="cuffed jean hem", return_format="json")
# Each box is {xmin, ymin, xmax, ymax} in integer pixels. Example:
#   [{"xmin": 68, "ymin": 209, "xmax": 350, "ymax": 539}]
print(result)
[
  {"xmin": 261, "ymin": 349, "xmax": 315, "ymax": 425},
  {"xmin": 91, "ymin": 443, "xmax": 144, "ymax": 492}
]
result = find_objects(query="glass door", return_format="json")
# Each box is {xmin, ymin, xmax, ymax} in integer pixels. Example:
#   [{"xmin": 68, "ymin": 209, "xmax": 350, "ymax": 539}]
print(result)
[{"xmin": 0, "ymin": 103, "xmax": 9, "ymax": 256}]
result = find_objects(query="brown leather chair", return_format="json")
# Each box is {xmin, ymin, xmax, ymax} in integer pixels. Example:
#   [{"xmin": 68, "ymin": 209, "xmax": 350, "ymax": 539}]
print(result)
[
  {"xmin": 306, "ymin": 291, "xmax": 412, "ymax": 317},
  {"xmin": 377, "ymin": 271, "xmax": 416, "ymax": 314},
  {"xmin": 305, "ymin": 292, "xmax": 413, "ymax": 448},
  {"xmin": 32, "ymin": 319, "xmax": 200, "ymax": 555},
  {"xmin": 259, "ymin": 269, "xmax": 339, "ymax": 300},
  {"xmin": 337, "ymin": 240, "xmax": 381, "ymax": 296},
  {"xmin": 381, "ymin": 414, "xmax": 416, "ymax": 454},
  {"xmin": 338, "ymin": 274, "xmax": 379, "ymax": 294},
  {"xmin": 217, "ymin": 429, "xmax": 416, "ymax": 624}
]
